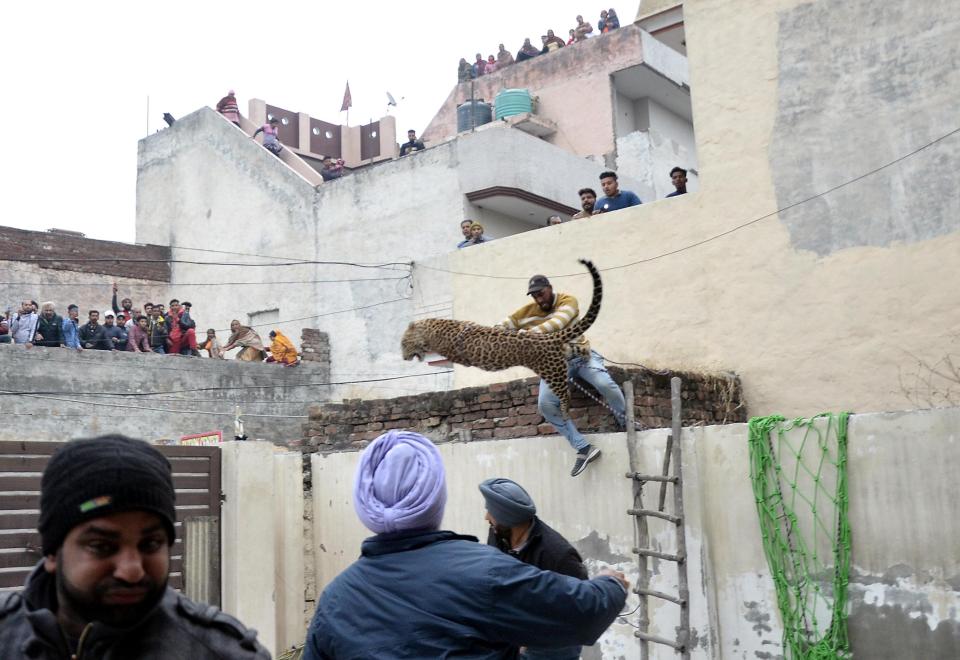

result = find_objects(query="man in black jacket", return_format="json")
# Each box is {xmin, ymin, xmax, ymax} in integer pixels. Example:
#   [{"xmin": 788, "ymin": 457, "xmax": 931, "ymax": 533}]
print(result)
[
  {"xmin": 480, "ymin": 477, "xmax": 590, "ymax": 660},
  {"xmin": 0, "ymin": 434, "xmax": 270, "ymax": 659},
  {"xmin": 33, "ymin": 302, "xmax": 64, "ymax": 348},
  {"xmin": 78, "ymin": 310, "xmax": 112, "ymax": 350}
]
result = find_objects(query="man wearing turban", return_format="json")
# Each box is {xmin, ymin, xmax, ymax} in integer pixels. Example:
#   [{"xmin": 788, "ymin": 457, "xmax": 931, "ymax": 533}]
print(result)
[{"xmin": 304, "ymin": 430, "xmax": 629, "ymax": 659}]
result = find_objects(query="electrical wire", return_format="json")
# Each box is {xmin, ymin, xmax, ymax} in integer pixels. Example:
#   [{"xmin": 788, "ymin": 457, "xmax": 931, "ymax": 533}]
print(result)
[
  {"xmin": 215, "ymin": 296, "xmax": 409, "ymax": 332},
  {"xmin": 413, "ymin": 125, "xmax": 960, "ymax": 280},
  {"xmin": 0, "ymin": 276, "xmax": 410, "ymax": 287},
  {"xmin": 7, "ymin": 392, "xmax": 307, "ymax": 419},
  {"xmin": 8, "ymin": 256, "xmax": 412, "ymax": 269},
  {"xmin": 0, "ymin": 370, "xmax": 454, "ymax": 398}
]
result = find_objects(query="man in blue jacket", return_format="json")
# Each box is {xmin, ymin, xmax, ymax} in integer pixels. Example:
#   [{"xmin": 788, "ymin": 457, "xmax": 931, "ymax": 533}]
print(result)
[{"xmin": 304, "ymin": 430, "xmax": 629, "ymax": 660}]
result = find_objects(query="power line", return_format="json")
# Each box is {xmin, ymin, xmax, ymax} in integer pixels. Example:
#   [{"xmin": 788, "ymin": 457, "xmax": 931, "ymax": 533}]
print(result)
[
  {"xmin": 7, "ymin": 256, "xmax": 412, "ymax": 269},
  {"xmin": 6, "ymin": 392, "xmax": 308, "ymax": 419},
  {"xmin": 217, "ymin": 296, "xmax": 409, "ymax": 332},
  {"xmin": 0, "ymin": 370, "xmax": 454, "ymax": 398},
  {"xmin": 413, "ymin": 125, "xmax": 960, "ymax": 280},
  {"xmin": 0, "ymin": 276, "xmax": 409, "ymax": 287}
]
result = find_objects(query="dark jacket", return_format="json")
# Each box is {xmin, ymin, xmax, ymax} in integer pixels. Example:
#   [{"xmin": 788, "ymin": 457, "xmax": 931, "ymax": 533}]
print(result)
[
  {"xmin": 78, "ymin": 322, "xmax": 111, "ymax": 350},
  {"xmin": 33, "ymin": 315, "xmax": 64, "ymax": 347},
  {"xmin": 303, "ymin": 529, "xmax": 626, "ymax": 660},
  {"xmin": 487, "ymin": 517, "xmax": 588, "ymax": 580},
  {"xmin": 148, "ymin": 316, "xmax": 169, "ymax": 348},
  {"xmin": 0, "ymin": 563, "xmax": 270, "ymax": 659},
  {"xmin": 104, "ymin": 324, "xmax": 128, "ymax": 350}
]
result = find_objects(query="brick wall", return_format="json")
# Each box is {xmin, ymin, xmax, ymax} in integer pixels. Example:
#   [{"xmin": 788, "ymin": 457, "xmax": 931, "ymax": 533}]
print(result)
[
  {"xmin": 299, "ymin": 367, "xmax": 746, "ymax": 453},
  {"xmin": 300, "ymin": 328, "xmax": 330, "ymax": 365},
  {"xmin": 0, "ymin": 225, "xmax": 170, "ymax": 281}
]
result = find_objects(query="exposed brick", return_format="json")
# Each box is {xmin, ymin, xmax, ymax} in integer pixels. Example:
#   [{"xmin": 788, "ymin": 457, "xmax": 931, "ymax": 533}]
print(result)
[{"xmin": 291, "ymin": 368, "xmax": 746, "ymax": 453}]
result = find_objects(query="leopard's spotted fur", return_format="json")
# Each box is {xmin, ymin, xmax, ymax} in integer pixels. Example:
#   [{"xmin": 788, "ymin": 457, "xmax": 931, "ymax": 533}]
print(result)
[{"xmin": 401, "ymin": 259, "xmax": 602, "ymax": 416}]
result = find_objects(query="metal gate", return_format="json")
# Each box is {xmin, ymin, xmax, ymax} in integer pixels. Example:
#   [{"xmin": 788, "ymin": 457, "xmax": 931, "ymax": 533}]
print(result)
[{"xmin": 0, "ymin": 441, "xmax": 221, "ymax": 600}]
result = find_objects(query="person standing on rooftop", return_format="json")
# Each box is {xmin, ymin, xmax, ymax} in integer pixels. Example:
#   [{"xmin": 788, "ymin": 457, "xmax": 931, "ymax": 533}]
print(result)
[{"xmin": 216, "ymin": 89, "xmax": 241, "ymax": 126}]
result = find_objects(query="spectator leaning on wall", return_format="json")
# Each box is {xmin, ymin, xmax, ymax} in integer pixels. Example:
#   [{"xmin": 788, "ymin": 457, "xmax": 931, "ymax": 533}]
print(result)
[
  {"xmin": 667, "ymin": 166, "xmax": 688, "ymax": 197},
  {"xmin": 593, "ymin": 171, "xmax": 642, "ymax": 214}
]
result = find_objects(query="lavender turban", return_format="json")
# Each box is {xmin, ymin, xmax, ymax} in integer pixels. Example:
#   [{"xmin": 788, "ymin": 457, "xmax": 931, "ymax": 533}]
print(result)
[{"xmin": 353, "ymin": 430, "xmax": 447, "ymax": 534}]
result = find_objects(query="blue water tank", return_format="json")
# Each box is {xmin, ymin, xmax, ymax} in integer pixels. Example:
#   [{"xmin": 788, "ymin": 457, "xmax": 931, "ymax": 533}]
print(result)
[
  {"xmin": 494, "ymin": 89, "xmax": 533, "ymax": 120},
  {"xmin": 457, "ymin": 100, "xmax": 493, "ymax": 133}
]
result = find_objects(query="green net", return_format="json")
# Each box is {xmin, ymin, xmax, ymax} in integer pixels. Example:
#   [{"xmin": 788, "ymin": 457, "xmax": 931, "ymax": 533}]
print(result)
[{"xmin": 748, "ymin": 413, "xmax": 852, "ymax": 660}]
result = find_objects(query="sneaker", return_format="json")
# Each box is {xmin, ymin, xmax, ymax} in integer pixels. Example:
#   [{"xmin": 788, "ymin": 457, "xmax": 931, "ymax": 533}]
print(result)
[{"xmin": 570, "ymin": 445, "xmax": 602, "ymax": 477}]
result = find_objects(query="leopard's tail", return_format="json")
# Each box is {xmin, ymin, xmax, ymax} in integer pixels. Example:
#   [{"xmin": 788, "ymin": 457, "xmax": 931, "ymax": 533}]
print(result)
[{"xmin": 557, "ymin": 259, "xmax": 602, "ymax": 342}]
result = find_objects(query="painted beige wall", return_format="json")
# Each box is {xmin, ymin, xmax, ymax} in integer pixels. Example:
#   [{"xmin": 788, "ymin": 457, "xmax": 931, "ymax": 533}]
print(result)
[
  {"xmin": 308, "ymin": 407, "xmax": 960, "ymax": 658},
  {"xmin": 221, "ymin": 441, "xmax": 304, "ymax": 657},
  {"xmin": 416, "ymin": 0, "xmax": 960, "ymax": 417}
]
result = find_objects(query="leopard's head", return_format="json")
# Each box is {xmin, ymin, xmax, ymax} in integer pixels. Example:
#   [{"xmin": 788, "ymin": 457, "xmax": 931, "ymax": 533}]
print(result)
[{"xmin": 401, "ymin": 321, "xmax": 429, "ymax": 362}]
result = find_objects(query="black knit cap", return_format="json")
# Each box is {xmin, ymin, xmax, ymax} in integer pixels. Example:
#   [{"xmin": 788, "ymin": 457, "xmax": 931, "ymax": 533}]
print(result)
[{"xmin": 38, "ymin": 435, "xmax": 177, "ymax": 555}]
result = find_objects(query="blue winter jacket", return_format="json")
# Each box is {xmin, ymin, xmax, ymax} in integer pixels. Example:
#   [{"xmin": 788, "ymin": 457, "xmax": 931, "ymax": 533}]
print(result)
[
  {"xmin": 60, "ymin": 317, "xmax": 80, "ymax": 349},
  {"xmin": 303, "ymin": 529, "xmax": 626, "ymax": 660}
]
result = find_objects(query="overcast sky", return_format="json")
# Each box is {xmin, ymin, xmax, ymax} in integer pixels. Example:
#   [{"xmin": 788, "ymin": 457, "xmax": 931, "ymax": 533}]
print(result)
[{"xmin": 0, "ymin": 1, "xmax": 632, "ymax": 243}]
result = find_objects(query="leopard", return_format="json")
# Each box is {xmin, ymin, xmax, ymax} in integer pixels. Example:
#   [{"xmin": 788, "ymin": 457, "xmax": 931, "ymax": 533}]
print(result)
[{"xmin": 401, "ymin": 258, "xmax": 602, "ymax": 418}]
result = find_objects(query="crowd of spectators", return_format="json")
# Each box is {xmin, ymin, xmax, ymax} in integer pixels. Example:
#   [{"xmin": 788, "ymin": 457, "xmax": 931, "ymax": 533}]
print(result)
[
  {"xmin": 0, "ymin": 284, "xmax": 300, "ymax": 366},
  {"xmin": 453, "ymin": 165, "xmax": 689, "ymax": 247},
  {"xmin": 458, "ymin": 9, "xmax": 621, "ymax": 81}
]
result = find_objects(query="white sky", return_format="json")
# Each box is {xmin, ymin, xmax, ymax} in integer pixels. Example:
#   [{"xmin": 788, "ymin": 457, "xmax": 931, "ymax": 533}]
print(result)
[{"xmin": 0, "ymin": 0, "xmax": 632, "ymax": 243}]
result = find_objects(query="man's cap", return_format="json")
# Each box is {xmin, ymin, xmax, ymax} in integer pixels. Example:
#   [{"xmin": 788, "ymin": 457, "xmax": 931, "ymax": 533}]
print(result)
[
  {"xmin": 479, "ymin": 478, "xmax": 536, "ymax": 527},
  {"xmin": 38, "ymin": 435, "xmax": 177, "ymax": 555},
  {"xmin": 527, "ymin": 274, "xmax": 551, "ymax": 295}
]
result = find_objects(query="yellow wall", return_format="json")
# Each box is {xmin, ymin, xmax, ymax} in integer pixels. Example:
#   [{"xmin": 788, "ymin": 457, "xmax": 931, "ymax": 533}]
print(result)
[{"xmin": 427, "ymin": 0, "xmax": 960, "ymax": 417}]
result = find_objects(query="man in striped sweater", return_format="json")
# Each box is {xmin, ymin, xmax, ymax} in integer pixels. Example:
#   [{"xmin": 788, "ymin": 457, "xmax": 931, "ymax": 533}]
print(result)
[{"xmin": 500, "ymin": 274, "xmax": 627, "ymax": 476}]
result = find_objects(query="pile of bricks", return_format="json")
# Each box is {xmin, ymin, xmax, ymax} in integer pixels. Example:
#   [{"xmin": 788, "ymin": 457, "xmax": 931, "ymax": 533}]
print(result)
[
  {"xmin": 300, "ymin": 329, "xmax": 330, "ymax": 366},
  {"xmin": 300, "ymin": 367, "xmax": 746, "ymax": 452}
]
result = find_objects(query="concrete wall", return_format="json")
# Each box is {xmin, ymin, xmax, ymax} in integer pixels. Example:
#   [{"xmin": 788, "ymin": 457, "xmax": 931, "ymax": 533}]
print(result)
[
  {"xmin": 0, "ymin": 342, "xmax": 325, "ymax": 444},
  {"xmin": 221, "ymin": 441, "xmax": 305, "ymax": 657},
  {"xmin": 409, "ymin": 0, "xmax": 960, "ymax": 417},
  {"xmin": 309, "ymin": 406, "xmax": 960, "ymax": 658},
  {"xmin": 0, "ymin": 260, "xmax": 170, "ymax": 325},
  {"xmin": 0, "ymin": 224, "xmax": 171, "ymax": 321},
  {"xmin": 135, "ymin": 108, "xmax": 643, "ymax": 402}
]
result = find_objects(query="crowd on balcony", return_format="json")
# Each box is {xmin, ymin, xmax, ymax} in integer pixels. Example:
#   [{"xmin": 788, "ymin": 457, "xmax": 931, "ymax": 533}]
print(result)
[
  {"xmin": 455, "ymin": 166, "xmax": 688, "ymax": 248},
  {"xmin": 0, "ymin": 285, "xmax": 300, "ymax": 366},
  {"xmin": 458, "ymin": 9, "xmax": 621, "ymax": 81}
]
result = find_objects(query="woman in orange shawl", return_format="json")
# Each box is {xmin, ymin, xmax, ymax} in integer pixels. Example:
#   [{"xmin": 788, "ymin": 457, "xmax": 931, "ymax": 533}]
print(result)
[{"xmin": 266, "ymin": 329, "xmax": 299, "ymax": 365}]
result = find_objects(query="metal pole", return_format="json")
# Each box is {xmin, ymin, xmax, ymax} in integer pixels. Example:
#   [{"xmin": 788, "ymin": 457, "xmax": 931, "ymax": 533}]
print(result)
[
  {"xmin": 670, "ymin": 377, "xmax": 691, "ymax": 659},
  {"xmin": 470, "ymin": 80, "xmax": 476, "ymax": 132},
  {"xmin": 624, "ymin": 381, "xmax": 649, "ymax": 660}
]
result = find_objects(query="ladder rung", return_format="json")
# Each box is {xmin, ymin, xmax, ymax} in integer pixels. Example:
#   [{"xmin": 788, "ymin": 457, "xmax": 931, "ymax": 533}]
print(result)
[
  {"xmin": 625, "ymin": 472, "xmax": 678, "ymax": 483},
  {"xmin": 634, "ymin": 587, "xmax": 686, "ymax": 605},
  {"xmin": 627, "ymin": 508, "xmax": 681, "ymax": 524},
  {"xmin": 634, "ymin": 631, "xmax": 685, "ymax": 650},
  {"xmin": 634, "ymin": 548, "xmax": 685, "ymax": 563}
]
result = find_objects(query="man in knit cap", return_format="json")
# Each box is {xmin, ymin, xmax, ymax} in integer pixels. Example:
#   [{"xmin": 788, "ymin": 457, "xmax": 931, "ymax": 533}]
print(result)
[
  {"xmin": 304, "ymin": 429, "xmax": 629, "ymax": 659},
  {"xmin": 480, "ymin": 477, "xmax": 589, "ymax": 660},
  {"xmin": 0, "ymin": 435, "xmax": 270, "ymax": 659}
]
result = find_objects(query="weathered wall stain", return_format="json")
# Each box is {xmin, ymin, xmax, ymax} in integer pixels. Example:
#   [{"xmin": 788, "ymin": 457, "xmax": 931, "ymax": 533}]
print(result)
[
  {"xmin": 743, "ymin": 601, "xmax": 773, "ymax": 636},
  {"xmin": 770, "ymin": 0, "xmax": 960, "ymax": 255}
]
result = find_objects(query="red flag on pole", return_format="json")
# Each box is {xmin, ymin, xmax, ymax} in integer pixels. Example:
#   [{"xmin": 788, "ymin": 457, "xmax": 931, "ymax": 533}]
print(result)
[{"xmin": 340, "ymin": 82, "xmax": 352, "ymax": 112}]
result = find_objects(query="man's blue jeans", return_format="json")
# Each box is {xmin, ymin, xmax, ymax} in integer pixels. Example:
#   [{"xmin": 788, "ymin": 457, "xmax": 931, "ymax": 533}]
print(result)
[
  {"xmin": 538, "ymin": 351, "xmax": 627, "ymax": 452},
  {"xmin": 521, "ymin": 645, "xmax": 582, "ymax": 659}
]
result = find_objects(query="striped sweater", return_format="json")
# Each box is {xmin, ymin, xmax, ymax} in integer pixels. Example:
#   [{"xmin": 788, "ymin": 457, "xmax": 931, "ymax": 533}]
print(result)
[{"xmin": 500, "ymin": 292, "xmax": 590, "ymax": 351}]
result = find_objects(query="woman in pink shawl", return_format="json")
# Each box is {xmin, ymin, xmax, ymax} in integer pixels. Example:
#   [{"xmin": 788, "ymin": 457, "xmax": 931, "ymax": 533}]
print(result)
[{"xmin": 485, "ymin": 55, "xmax": 497, "ymax": 74}]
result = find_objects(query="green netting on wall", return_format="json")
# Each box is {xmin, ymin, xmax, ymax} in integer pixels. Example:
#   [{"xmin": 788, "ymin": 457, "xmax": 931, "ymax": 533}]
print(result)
[{"xmin": 748, "ymin": 413, "xmax": 852, "ymax": 660}]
